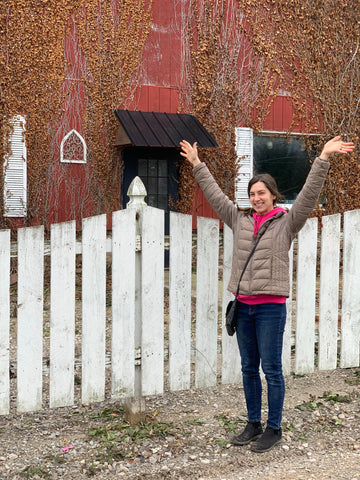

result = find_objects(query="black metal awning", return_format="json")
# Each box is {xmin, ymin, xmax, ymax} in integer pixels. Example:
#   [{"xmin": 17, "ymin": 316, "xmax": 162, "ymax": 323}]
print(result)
[{"xmin": 114, "ymin": 110, "xmax": 218, "ymax": 148}]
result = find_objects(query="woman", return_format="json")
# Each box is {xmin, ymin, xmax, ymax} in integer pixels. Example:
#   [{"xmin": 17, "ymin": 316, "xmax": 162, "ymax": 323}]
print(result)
[{"xmin": 180, "ymin": 136, "xmax": 354, "ymax": 453}]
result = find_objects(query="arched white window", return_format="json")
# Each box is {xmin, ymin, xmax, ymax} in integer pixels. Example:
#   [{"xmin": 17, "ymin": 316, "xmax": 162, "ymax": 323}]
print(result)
[
  {"xmin": 60, "ymin": 129, "xmax": 87, "ymax": 163},
  {"xmin": 3, "ymin": 115, "xmax": 27, "ymax": 217}
]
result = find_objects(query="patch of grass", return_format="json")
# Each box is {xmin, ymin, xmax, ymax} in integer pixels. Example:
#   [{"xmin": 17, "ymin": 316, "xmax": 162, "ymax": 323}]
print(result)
[
  {"xmin": 183, "ymin": 416, "xmax": 204, "ymax": 426},
  {"xmin": 345, "ymin": 370, "xmax": 360, "ymax": 386},
  {"xmin": 291, "ymin": 372, "xmax": 308, "ymax": 378},
  {"xmin": 85, "ymin": 410, "xmax": 183, "ymax": 476},
  {"xmin": 88, "ymin": 417, "xmax": 177, "ymax": 443},
  {"xmin": 295, "ymin": 397, "xmax": 323, "ymax": 411},
  {"xmin": 45, "ymin": 454, "xmax": 66, "ymax": 465},
  {"xmin": 295, "ymin": 391, "xmax": 352, "ymax": 412},
  {"xmin": 215, "ymin": 414, "xmax": 245, "ymax": 434},
  {"xmin": 92, "ymin": 443, "xmax": 126, "ymax": 467},
  {"xmin": 214, "ymin": 438, "xmax": 230, "ymax": 448},
  {"xmin": 88, "ymin": 407, "xmax": 124, "ymax": 420},
  {"xmin": 20, "ymin": 465, "xmax": 50, "ymax": 479},
  {"xmin": 320, "ymin": 392, "xmax": 352, "ymax": 404},
  {"xmin": 295, "ymin": 431, "xmax": 309, "ymax": 441},
  {"xmin": 283, "ymin": 421, "xmax": 295, "ymax": 432}
]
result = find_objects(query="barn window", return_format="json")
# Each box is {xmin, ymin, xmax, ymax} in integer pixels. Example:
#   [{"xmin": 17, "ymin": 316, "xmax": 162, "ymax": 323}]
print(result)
[
  {"xmin": 253, "ymin": 133, "xmax": 313, "ymax": 204},
  {"xmin": 60, "ymin": 129, "xmax": 86, "ymax": 163},
  {"xmin": 235, "ymin": 128, "xmax": 315, "ymax": 207},
  {"xmin": 3, "ymin": 115, "xmax": 27, "ymax": 217}
]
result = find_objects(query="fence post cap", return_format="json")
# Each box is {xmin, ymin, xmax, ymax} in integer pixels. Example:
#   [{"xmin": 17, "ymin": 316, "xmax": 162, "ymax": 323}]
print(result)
[{"xmin": 127, "ymin": 176, "xmax": 147, "ymax": 209}]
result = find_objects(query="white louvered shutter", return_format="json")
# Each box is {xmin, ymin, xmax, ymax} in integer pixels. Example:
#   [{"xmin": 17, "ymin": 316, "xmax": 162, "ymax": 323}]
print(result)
[
  {"xmin": 235, "ymin": 127, "xmax": 253, "ymax": 207},
  {"xmin": 3, "ymin": 115, "xmax": 27, "ymax": 217}
]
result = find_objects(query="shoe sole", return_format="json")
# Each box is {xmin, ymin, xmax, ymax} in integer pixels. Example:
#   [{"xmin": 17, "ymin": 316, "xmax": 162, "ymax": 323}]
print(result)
[
  {"xmin": 250, "ymin": 437, "xmax": 282, "ymax": 453},
  {"xmin": 231, "ymin": 433, "xmax": 262, "ymax": 446}
]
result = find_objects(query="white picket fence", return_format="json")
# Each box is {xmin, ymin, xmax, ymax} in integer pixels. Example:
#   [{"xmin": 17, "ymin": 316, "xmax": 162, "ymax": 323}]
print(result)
[{"xmin": 0, "ymin": 179, "xmax": 360, "ymax": 415}]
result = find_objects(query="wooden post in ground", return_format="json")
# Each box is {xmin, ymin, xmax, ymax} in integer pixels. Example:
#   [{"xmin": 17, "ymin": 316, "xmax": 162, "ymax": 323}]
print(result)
[{"xmin": 124, "ymin": 176, "xmax": 147, "ymax": 423}]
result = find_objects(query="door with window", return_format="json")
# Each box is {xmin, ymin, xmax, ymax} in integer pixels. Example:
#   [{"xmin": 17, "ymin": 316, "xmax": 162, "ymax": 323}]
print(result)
[{"xmin": 122, "ymin": 147, "xmax": 179, "ymax": 234}]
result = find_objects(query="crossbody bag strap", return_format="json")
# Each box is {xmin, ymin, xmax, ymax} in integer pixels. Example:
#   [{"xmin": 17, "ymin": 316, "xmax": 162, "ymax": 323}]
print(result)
[{"xmin": 233, "ymin": 223, "xmax": 270, "ymax": 298}]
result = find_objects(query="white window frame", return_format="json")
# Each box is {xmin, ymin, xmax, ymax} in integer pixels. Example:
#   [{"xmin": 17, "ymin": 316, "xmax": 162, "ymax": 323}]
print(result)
[
  {"xmin": 3, "ymin": 115, "xmax": 27, "ymax": 218},
  {"xmin": 60, "ymin": 129, "xmax": 87, "ymax": 164}
]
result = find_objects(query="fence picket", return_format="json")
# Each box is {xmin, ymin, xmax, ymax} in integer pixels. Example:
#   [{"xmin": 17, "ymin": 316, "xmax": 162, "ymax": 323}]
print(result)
[
  {"xmin": 49, "ymin": 221, "xmax": 76, "ymax": 408},
  {"xmin": 0, "ymin": 230, "xmax": 10, "ymax": 415},
  {"xmin": 111, "ymin": 209, "xmax": 136, "ymax": 398},
  {"xmin": 141, "ymin": 207, "xmax": 164, "ymax": 396},
  {"xmin": 81, "ymin": 214, "xmax": 107, "ymax": 404},
  {"xmin": 318, "ymin": 214, "xmax": 341, "ymax": 370},
  {"xmin": 195, "ymin": 217, "xmax": 219, "ymax": 388},
  {"xmin": 17, "ymin": 226, "xmax": 44, "ymax": 412},
  {"xmin": 341, "ymin": 210, "xmax": 360, "ymax": 367},
  {"xmin": 169, "ymin": 212, "xmax": 192, "ymax": 391},
  {"xmin": 283, "ymin": 243, "xmax": 294, "ymax": 376},
  {"xmin": 221, "ymin": 225, "xmax": 242, "ymax": 384},
  {"xmin": 295, "ymin": 218, "xmax": 318, "ymax": 374}
]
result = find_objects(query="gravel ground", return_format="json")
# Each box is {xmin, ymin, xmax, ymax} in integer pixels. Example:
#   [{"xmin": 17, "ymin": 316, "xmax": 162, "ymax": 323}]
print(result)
[{"xmin": 0, "ymin": 367, "xmax": 359, "ymax": 480}]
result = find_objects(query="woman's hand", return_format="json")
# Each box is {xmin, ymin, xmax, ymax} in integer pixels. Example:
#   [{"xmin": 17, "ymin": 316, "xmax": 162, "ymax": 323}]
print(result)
[
  {"xmin": 180, "ymin": 140, "xmax": 201, "ymax": 167},
  {"xmin": 320, "ymin": 135, "xmax": 355, "ymax": 160}
]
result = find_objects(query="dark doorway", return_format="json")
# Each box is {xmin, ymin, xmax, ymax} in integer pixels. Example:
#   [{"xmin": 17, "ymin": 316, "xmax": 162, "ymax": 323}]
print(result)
[{"xmin": 122, "ymin": 146, "xmax": 180, "ymax": 235}]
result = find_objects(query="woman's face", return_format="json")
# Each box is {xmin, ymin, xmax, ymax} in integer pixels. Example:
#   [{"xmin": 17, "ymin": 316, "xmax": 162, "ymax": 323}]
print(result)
[{"xmin": 249, "ymin": 181, "xmax": 276, "ymax": 215}]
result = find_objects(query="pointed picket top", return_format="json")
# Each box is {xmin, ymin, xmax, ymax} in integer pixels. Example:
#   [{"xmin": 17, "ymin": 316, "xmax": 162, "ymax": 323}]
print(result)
[{"xmin": 127, "ymin": 176, "xmax": 147, "ymax": 209}]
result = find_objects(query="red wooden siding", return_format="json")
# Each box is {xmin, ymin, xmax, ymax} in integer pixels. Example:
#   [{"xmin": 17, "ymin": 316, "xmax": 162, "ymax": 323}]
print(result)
[{"xmin": 9, "ymin": 0, "xmax": 308, "ymax": 229}]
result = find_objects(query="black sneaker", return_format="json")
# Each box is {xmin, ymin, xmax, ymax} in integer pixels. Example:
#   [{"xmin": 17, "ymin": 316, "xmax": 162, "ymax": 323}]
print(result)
[
  {"xmin": 251, "ymin": 426, "xmax": 282, "ymax": 453},
  {"xmin": 230, "ymin": 422, "xmax": 263, "ymax": 446}
]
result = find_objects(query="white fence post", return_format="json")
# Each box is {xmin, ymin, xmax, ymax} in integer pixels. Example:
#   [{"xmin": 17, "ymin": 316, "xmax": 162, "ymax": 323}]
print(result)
[
  {"xmin": 111, "ymin": 208, "xmax": 136, "ymax": 398},
  {"xmin": 295, "ymin": 217, "xmax": 318, "ymax": 375},
  {"xmin": 318, "ymin": 214, "xmax": 341, "ymax": 370},
  {"xmin": 0, "ymin": 230, "xmax": 10, "ymax": 415},
  {"xmin": 81, "ymin": 214, "xmax": 107, "ymax": 405},
  {"xmin": 123, "ymin": 176, "xmax": 147, "ymax": 421},
  {"xmin": 283, "ymin": 243, "xmax": 294, "ymax": 376},
  {"xmin": 195, "ymin": 216, "xmax": 219, "ymax": 388},
  {"xmin": 141, "ymin": 206, "xmax": 164, "ymax": 395},
  {"xmin": 221, "ymin": 224, "xmax": 242, "ymax": 384},
  {"xmin": 17, "ymin": 226, "xmax": 44, "ymax": 412},
  {"xmin": 50, "ymin": 220, "xmax": 76, "ymax": 408},
  {"xmin": 169, "ymin": 212, "xmax": 192, "ymax": 391},
  {"xmin": 341, "ymin": 209, "xmax": 360, "ymax": 368}
]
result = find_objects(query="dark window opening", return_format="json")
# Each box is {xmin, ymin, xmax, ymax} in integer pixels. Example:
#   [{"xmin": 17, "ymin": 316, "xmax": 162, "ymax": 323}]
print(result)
[
  {"xmin": 254, "ymin": 135, "xmax": 314, "ymax": 203},
  {"xmin": 122, "ymin": 147, "xmax": 180, "ymax": 236},
  {"xmin": 138, "ymin": 158, "xmax": 169, "ymax": 211}
]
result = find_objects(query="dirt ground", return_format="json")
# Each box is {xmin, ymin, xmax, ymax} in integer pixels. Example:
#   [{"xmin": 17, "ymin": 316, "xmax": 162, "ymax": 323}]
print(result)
[{"xmin": 0, "ymin": 367, "xmax": 359, "ymax": 480}]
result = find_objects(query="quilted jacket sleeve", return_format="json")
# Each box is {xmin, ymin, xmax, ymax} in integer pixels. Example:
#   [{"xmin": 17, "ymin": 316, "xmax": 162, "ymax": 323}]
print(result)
[
  {"xmin": 286, "ymin": 156, "xmax": 330, "ymax": 236},
  {"xmin": 193, "ymin": 162, "xmax": 238, "ymax": 229}
]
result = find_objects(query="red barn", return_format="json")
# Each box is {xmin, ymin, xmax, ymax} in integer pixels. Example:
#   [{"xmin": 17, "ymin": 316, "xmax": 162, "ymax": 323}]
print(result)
[{"xmin": 2, "ymin": 0, "xmax": 312, "ymax": 230}]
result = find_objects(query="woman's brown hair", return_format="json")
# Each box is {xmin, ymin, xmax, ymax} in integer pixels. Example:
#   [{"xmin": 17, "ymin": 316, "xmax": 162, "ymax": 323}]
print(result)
[
  {"xmin": 237, "ymin": 173, "xmax": 285, "ymax": 215},
  {"xmin": 247, "ymin": 173, "xmax": 285, "ymax": 205}
]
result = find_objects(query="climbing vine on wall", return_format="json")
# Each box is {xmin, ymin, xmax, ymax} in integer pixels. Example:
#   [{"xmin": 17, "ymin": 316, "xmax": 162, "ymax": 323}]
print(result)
[
  {"xmin": 0, "ymin": 0, "xmax": 83, "ymax": 227},
  {"xmin": 237, "ymin": 0, "xmax": 360, "ymax": 216},
  {"xmin": 178, "ymin": 0, "xmax": 360, "ymax": 217},
  {"xmin": 75, "ymin": 0, "xmax": 153, "ymax": 216},
  {"xmin": 0, "ymin": 0, "xmax": 153, "ymax": 228},
  {"xmin": 177, "ymin": 0, "xmax": 280, "ymax": 214}
]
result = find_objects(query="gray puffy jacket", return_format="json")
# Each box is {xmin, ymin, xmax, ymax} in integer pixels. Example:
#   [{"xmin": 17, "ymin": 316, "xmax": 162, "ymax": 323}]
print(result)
[{"xmin": 193, "ymin": 157, "xmax": 330, "ymax": 296}]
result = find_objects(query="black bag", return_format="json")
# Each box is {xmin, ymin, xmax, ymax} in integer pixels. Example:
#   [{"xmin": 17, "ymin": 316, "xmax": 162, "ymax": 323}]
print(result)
[{"xmin": 225, "ymin": 299, "xmax": 238, "ymax": 336}]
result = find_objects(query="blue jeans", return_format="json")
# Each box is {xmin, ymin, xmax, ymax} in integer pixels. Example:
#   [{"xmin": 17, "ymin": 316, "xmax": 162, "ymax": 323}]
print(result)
[{"xmin": 235, "ymin": 302, "xmax": 286, "ymax": 430}]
